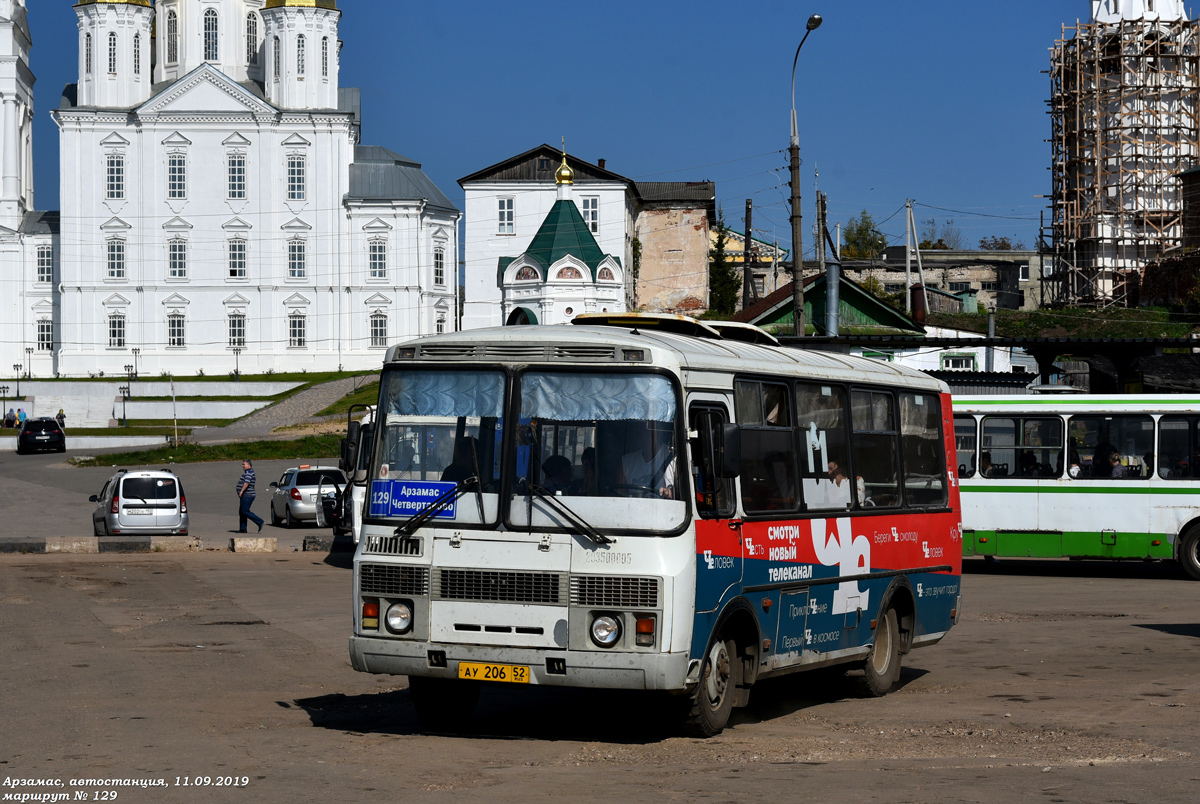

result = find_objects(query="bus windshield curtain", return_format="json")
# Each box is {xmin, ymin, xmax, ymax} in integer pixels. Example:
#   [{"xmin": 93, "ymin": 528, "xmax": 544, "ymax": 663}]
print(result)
[
  {"xmin": 520, "ymin": 373, "xmax": 675, "ymax": 422},
  {"xmin": 387, "ymin": 371, "xmax": 505, "ymax": 418}
]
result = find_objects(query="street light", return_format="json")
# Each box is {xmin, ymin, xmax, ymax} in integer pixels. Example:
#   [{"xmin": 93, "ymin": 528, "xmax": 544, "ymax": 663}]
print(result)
[
  {"xmin": 12, "ymin": 364, "xmax": 21, "ymax": 399},
  {"xmin": 232, "ymin": 347, "xmax": 243, "ymax": 382},
  {"xmin": 789, "ymin": 13, "xmax": 822, "ymax": 338},
  {"xmin": 124, "ymin": 364, "xmax": 134, "ymax": 401},
  {"xmin": 118, "ymin": 385, "xmax": 129, "ymax": 427},
  {"xmin": 24, "ymin": 347, "xmax": 32, "ymax": 379},
  {"xmin": 131, "ymin": 347, "xmax": 140, "ymax": 380},
  {"xmin": 0, "ymin": 386, "xmax": 8, "ymax": 426}
]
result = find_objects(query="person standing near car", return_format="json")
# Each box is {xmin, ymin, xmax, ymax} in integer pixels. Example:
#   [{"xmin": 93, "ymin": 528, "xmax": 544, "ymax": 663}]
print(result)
[
  {"xmin": 56, "ymin": 409, "xmax": 65, "ymax": 429},
  {"xmin": 235, "ymin": 459, "xmax": 264, "ymax": 533},
  {"xmin": 16, "ymin": 409, "xmax": 26, "ymax": 427}
]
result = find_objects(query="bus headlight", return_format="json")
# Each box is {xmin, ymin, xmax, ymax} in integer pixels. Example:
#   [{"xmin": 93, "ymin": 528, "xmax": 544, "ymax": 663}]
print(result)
[
  {"xmin": 590, "ymin": 615, "xmax": 621, "ymax": 648},
  {"xmin": 385, "ymin": 601, "xmax": 413, "ymax": 634}
]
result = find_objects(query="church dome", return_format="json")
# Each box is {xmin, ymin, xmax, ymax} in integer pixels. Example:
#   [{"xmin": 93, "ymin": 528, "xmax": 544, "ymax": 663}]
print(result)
[
  {"xmin": 555, "ymin": 155, "xmax": 574, "ymax": 185},
  {"xmin": 263, "ymin": 0, "xmax": 338, "ymax": 8}
]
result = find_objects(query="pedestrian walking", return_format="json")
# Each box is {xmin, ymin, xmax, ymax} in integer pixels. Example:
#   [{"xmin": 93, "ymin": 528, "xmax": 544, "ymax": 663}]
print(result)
[
  {"xmin": 235, "ymin": 459, "xmax": 264, "ymax": 533},
  {"xmin": 56, "ymin": 409, "xmax": 65, "ymax": 429},
  {"xmin": 16, "ymin": 409, "xmax": 26, "ymax": 427}
]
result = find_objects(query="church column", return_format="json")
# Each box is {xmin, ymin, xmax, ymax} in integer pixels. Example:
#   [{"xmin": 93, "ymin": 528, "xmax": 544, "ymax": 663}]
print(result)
[{"xmin": 1, "ymin": 96, "xmax": 19, "ymax": 214}]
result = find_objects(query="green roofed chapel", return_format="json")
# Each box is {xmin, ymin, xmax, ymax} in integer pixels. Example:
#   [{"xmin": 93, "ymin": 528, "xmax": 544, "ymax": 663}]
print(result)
[{"xmin": 499, "ymin": 154, "xmax": 624, "ymax": 325}]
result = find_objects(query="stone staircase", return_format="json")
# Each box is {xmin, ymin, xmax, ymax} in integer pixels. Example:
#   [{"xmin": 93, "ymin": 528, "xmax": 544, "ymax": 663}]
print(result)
[{"xmin": 29, "ymin": 395, "xmax": 117, "ymax": 428}]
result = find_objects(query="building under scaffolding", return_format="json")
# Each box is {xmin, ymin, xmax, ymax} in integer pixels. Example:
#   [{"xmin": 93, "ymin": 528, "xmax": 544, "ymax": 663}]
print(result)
[{"xmin": 1048, "ymin": 0, "xmax": 1200, "ymax": 307}]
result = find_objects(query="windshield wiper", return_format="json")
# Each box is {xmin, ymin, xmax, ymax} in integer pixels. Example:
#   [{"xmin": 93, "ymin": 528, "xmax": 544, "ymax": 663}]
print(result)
[
  {"xmin": 397, "ymin": 477, "xmax": 477, "ymax": 536},
  {"xmin": 528, "ymin": 485, "xmax": 613, "ymax": 546}
]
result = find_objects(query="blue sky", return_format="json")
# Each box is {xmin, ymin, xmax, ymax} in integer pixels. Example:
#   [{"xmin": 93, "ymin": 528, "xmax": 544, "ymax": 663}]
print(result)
[{"xmin": 27, "ymin": 1, "xmax": 1094, "ymax": 258}]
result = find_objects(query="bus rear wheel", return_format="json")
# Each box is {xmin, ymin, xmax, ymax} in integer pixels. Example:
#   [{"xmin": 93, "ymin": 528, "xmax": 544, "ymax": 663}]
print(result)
[
  {"xmin": 408, "ymin": 676, "xmax": 480, "ymax": 732},
  {"xmin": 858, "ymin": 607, "xmax": 902, "ymax": 697},
  {"xmin": 1180, "ymin": 528, "xmax": 1200, "ymax": 582},
  {"xmin": 685, "ymin": 634, "xmax": 739, "ymax": 737}
]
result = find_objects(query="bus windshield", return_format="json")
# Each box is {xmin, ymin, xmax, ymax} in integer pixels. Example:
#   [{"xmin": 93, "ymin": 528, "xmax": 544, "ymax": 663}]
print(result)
[
  {"xmin": 509, "ymin": 370, "xmax": 687, "ymax": 534},
  {"xmin": 370, "ymin": 369, "xmax": 505, "ymax": 526}
]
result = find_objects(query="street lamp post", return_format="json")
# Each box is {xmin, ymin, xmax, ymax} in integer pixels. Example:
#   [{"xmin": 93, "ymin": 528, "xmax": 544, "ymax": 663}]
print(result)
[
  {"xmin": 0, "ymin": 386, "xmax": 8, "ymax": 425},
  {"xmin": 232, "ymin": 347, "xmax": 243, "ymax": 382},
  {"xmin": 24, "ymin": 347, "xmax": 32, "ymax": 379},
  {"xmin": 131, "ymin": 347, "xmax": 140, "ymax": 380},
  {"xmin": 124, "ymin": 364, "xmax": 135, "ymax": 404},
  {"xmin": 118, "ymin": 385, "xmax": 129, "ymax": 427},
  {"xmin": 13, "ymin": 364, "xmax": 21, "ymax": 399},
  {"xmin": 790, "ymin": 13, "xmax": 822, "ymax": 338}
]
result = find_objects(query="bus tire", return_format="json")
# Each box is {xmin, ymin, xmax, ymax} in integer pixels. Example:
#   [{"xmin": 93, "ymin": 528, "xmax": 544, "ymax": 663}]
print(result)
[
  {"xmin": 858, "ymin": 607, "xmax": 902, "ymax": 697},
  {"xmin": 1180, "ymin": 528, "xmax": 1200, "ymax": 582},
  {"xmin": 408, "ymin": 676, "xmax": 480, "ymax": 732},
  {"xmin": 685, "ymin": 633, "xmax": 739, "ymax": 737}
]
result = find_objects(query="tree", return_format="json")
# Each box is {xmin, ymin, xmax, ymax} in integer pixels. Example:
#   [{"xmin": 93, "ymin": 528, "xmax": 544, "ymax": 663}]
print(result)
[
  {"xmin": 842, "ymin": 210, "xmax": 888, "ymax": 260},
  {"xmin": 708, "ymin": 208, "xmax": 739, "ymax": 316},
  {"xmin": 920, "ymin": 218, "xmax": 963, "ymax": 250},
  {"xmin": 979, "ymin": 235, "xmax": 1027, "ymax": 251}
]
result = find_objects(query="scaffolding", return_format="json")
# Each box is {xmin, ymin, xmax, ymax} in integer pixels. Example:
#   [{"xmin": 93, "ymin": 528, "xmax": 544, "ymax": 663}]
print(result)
[{"xmin": 1047, "ymin": 15, "xmax": 1200, "ymax": 307}]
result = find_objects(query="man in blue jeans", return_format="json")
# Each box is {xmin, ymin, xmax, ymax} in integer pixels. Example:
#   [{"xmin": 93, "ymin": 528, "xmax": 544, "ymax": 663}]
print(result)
[{"xmin": 236, "ymin": 459, "xmax": 264, "ymax": 533}]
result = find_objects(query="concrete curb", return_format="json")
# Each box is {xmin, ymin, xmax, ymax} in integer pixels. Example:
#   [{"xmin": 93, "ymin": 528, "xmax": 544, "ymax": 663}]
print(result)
[
  {"xmin": 229, "ymin": 536, "xmax": 277, "ymax": 553},
  {"xmin": 2, "ymin": 536, "xmax": 223, "ymax": 554}
]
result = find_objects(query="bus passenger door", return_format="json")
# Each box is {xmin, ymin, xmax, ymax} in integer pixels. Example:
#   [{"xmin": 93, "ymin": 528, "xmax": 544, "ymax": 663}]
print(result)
[{"xmin": 689, "ymin": 403, "xmax": 742, "ymax": 614}]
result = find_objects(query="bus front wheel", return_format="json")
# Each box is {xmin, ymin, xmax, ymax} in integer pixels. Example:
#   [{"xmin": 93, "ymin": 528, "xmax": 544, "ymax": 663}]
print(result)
[
  {"xmin": 408, "ymin": 676, "xmax": 480, "ymax": 732},
  {"xmin": 1180, "ymin": 528, "xmax": 1200, "ymax": 582},
  {"xmin": 685, "ymin": 634, "xmax": 739, "ymax": 737},
  {"xmin": 858, "ymin": 607, "xmax": 902, "ymax": 697}
]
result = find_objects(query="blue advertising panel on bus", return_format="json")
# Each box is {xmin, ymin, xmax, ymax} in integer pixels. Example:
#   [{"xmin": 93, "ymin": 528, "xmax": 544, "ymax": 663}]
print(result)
[{"xmin": 369, "ymin": 480, "xmax": 457, "ymax": 519}]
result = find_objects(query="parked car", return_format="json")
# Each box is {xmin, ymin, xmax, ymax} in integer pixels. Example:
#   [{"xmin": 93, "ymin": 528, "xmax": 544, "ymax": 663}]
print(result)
[
  {"xmin": 89, "ymin": 469, "xmax": 189, "ymax": 537},
  {"xmin": 16, "ymin": 417, "xmax": 66, "ymax": 454},
  {"xmin": 269, "ymin": 465, "xmax": 347, "ymax": 528}
]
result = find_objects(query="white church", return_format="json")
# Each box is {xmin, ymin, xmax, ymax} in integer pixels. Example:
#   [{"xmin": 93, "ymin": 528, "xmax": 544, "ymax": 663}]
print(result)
[{"xmin": 0, "ymin": 0, "xmax": 459, "ymax": 379}]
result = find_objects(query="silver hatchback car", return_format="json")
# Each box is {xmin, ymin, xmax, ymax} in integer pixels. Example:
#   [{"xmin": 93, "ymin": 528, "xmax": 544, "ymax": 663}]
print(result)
[
  {"xmin": 269, "ymin": 465, "xmax": 347, "ymax": 528},
  {"xmin": 90, "ymin": 469, "xmax": 189, "ymax": 536}
]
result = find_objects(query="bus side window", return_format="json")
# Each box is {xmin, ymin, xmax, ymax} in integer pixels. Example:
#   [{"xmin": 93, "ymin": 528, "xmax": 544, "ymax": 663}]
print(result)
[
  {"xmin": 735, "ymin": 380, "xmax": 798, "ymax": 515},
  {"xmin": 850, "ymin": 389, "xmax": 900, "ymax": 507},
  {"xmin": 1068, "ymin": 414, "xmax": 1153, "ymax": 479},
  {"xmin": 689, "ymin": 406, "xmax": 736, "ymax": 518},
  {"xmin": 901, "ymin": 393, "xmax": 948, "ymax": 507},
  {"xmin": 796, "ymin": 382, "xmax": 853, "ymax": 511},
  {"xmin": 981, "ymin": 416, "xmax": 1062, "ymax": 479},
  {"xmin": 1157, "ymin": 416, "xmax": 1196, "ymax": 480},
  {"xmin": 954, "ymin": 415, "xmax": 977, "ymax": 478}
]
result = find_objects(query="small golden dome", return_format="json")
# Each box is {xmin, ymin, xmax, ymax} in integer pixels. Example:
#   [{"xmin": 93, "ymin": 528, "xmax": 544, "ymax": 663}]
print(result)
[{"xmin": 555, "ymin": 154, "xmax": 574, "ymax": 185}]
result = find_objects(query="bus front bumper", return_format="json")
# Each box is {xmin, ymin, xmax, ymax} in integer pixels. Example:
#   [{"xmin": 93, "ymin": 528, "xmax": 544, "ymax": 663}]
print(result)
[{"xmin": 349, "ymin": 635, "xmax": 692, "ymax": 692}]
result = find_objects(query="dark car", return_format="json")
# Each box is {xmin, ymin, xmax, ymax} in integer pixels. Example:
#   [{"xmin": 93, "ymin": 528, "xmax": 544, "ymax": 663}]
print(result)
[{"xmin": 16, "ymin": 417, "xmax": 66, "ymax": 454}]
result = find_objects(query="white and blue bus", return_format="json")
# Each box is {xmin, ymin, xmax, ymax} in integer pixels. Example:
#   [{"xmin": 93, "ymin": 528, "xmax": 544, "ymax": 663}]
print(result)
[
  {"xmin": 348, "ymin": 315, "xmax": 963, "ymax": 735},
  {"xmin": 954, "ymin": 395, "xmax": 1200, "ymax": 580}
]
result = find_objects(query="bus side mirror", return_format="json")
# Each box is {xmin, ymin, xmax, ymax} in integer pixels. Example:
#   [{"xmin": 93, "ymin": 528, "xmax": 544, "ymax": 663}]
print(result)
[
  {"xmin": 352, "ymin": 423, "xmax": 373, "ymax": 484},
  {"xmin": 341, "ymin": 421, "xmax": 362, "ymax": 472},
  {"xmin": 719, "ymin": 423, "xmax": 741, "ymax": 479}
]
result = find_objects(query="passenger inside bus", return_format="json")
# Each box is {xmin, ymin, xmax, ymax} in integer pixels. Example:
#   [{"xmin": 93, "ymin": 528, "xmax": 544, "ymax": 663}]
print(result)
[
  {"xmin": 440, "ymin": 436, "xmax": 480, "ymax": 483},
  {"xmin": 617, "ymin": 425, "xmax": 676, "ymax": 499},
  {"xmin": 541, "ymin": 454, "xmax": 574, "ymax": 493},
  {"xmin": 569, "ymin": 447, "xmax": 598, "ymax": 496}
]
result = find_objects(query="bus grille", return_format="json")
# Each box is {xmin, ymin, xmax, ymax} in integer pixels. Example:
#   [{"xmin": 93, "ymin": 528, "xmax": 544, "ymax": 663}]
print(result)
[
  {"xmin": 363, "ymin": 534, "xmax": 423, "ymax": 557},
  {"xmin": 360, "ymin": 564, "xmax": 429, "ymax": 596},
  {"xmin": 435, "ymin": 569, "xmax": 563, "ymax": 604},
  {"xmin": 570, "ymin": 576, "xmax": 660, "ymax": 608}
]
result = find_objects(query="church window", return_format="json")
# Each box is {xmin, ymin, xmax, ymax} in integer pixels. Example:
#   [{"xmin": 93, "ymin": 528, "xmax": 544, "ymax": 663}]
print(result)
[
  {"xmin": 288, "ymin": 238, "xmax": 306, "ymax": 279},
  {"xmin": 368, "ymin": 238, "xmax": 387, "ymax": 280},
  {"xmin": 108, "ymin": 32, "xmax": 118, "ymax": 74},
  {"xmin": 515, "ymin": 266, "xmax": 539, "ymax": 281},
  {"xmin": 273, "ymin": 37, "xmax": 280, "ymax": 81},
  {"xmin": 37, "ymin": 246, "xmax": 53, "ymax": 284},
  {"xmin": 598, "ymin": 267, "xmax": 615, "ymax": 281},
  {"xmin": 106, "ymin": 154, "xmax": 124, "ymax": 200},
  {"xmin": 370, "ymin": 312, "xmax": 388, "ymax": 347},
  {"xmin": 556, "ymin": 267, "xmax": 583, "ymax": 280},
  {"xmin": 167, "ymin": 154, "xmax": 187, "ymax": 199},
  {"xmin": 85, "ymin": 33, "xmax": 92, "ymax": 75},
  {"xmin": 228, "ymin": 153, "xmax": 246, "ymax": 199},
  {"xmin": 322, "ymin": 37, "xmax": 329, "ymax": 78},
  {"xmin": 134, "ymin": 34, "xmax": 141, "ymax": 77},
  {"xmin": 168, "ymin": 238, "xmax": 188, "ymax": 279},
  {"xmin": 297, "ymin": 34, "xmax": 306, "ymax": 76},
  {"xmin": 288, "ymin": 312, "xmax": 307, "ymax": 347},
  {"xmin": 37, "ymin": 320, "xmax": 52, "ymax": 352},
  {"xmin": 246, "ymin": 13, "xmax": 259, "ymax": 65},
  {"xmin": 228, "ymin": 313, "xmax": 246, "ymax": 348},
  {"xmin": 582, "ymin": 197, "xmax": 599, "ymax": 233},
  {"xmin": 287, "ymin": 155, "xmax": 306, "ymax": 201},
  {"xmin": 167, "ymin": 11, "xmax": 179, "ymax": 65},
  {"xmin": 107, "ymin": 238, "xmax": 126, "ymax": 279},
  {"xmin": 108, "ymin": 313, "xmax": 126, "ymax": 348},
  {"xmin": 498, "ymin": 198, "xmax": 514, "ymax": 234},
  {"xmin": 228, "ymin": 238, "xmax": 247, "ymax": 279},
  {"xmin": 204, "ymin": 9, "xmax": 219, "ymax": 62},
  {"xmin": 433, "ymin": 247, "xmax": 446, "ymax": 287},
  {"xmin": 436, "ymin": 316, "xmax": 446, "ymax": 335},
  {"xmin": 168, "ymin": 313, "xmax": 186, "ymax": 348}
]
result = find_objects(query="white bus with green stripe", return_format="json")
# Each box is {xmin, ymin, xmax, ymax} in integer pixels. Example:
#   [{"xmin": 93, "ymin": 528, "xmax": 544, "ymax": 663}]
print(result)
[{"xmin": 953, "ymin": 395, "xmax": 1200, "ymax": 580}]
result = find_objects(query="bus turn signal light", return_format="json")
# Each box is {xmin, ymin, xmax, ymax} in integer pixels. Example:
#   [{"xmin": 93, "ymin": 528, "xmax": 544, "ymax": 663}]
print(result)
[{"xmin": 635, "ymin": 616, "xmax": 655, "ymax": 646}]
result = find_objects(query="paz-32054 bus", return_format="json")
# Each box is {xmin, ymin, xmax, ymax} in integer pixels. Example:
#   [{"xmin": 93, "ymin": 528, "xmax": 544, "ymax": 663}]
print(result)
[{"xmin": 347, "ymin": 315, "xmax": 962, "ymax": 735}]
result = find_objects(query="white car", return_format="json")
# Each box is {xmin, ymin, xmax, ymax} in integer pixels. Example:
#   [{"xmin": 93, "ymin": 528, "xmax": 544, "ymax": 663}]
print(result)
[{"xmin": 268, "ymin": 465, "xmax": 347, "ymax": 528}]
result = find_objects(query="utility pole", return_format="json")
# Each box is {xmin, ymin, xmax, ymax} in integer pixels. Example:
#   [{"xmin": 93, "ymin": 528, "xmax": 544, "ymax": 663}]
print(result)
[
  {"xmin": 819, "ymin": 192, "xmax": 840, "ymax": 338},
  {"xmin": 789, "ymin": 13, "xmax": 822, "ymax": 337},
  {"xmin": 742, "ymin": 199, "xmax": 755, "ymax": 310}
]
